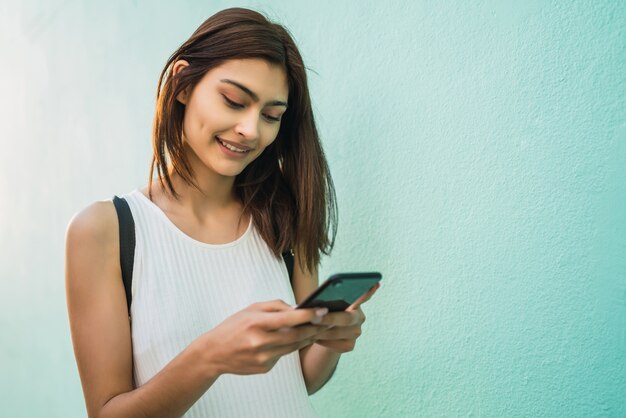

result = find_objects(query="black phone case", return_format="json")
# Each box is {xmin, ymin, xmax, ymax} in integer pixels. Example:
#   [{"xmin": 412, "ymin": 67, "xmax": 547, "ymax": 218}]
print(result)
[{"xmin": 296, "ymin": 272, "xmax": 382, "ymax": 312}]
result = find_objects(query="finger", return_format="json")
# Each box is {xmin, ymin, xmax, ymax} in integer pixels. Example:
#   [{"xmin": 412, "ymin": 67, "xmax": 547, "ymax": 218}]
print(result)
[
  {"xmin": 315, "ymin": 338, "xmax": 356, "ymax": 353},
  {"xmin": 260, "ymin": 307, "xmax": 329, "ymax": 330},
  {"xmin": 253, "ymin": 299, "xmax": 293, "ymax": 312},
  {"xmin": 266, "ymin": 324, "xmax": 327, "ymax": 347},
  {"xmin": 266, "ymin": 325, "xmax": 324, "ymax": 349},
  {"xmin": 317, "ymin": 310, "xmax": 358, "ymax": 327},
  {"xmin": 360, "ymin": 282, "xmax": 380, "ymax": 301},
  {"xmin": 266, "ymin": 336, "xmax": 316, "ymax": 358},
  {"xmin": 348, "ymin": 283, "xmax": 380, "ymax": 311},
  {"xmin": 314, "ymin": 324, "xmax": 361, "ymax": 341}
]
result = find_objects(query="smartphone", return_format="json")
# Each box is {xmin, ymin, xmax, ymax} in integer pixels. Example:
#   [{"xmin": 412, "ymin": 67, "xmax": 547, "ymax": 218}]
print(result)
[{"xmin": 296, "ymin": 272, "xmax": 382, "ymax": 312}]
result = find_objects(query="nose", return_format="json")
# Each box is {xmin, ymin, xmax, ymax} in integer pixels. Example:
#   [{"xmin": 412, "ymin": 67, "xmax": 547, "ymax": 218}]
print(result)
[{"xmin": 235, "ymin": 111, "xmax": 260, "ymax": 141}]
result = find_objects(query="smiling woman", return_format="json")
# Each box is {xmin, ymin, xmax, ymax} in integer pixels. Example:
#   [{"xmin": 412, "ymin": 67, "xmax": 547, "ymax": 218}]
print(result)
[
  {"xmin": 169, "ymin": 58, "xmax": 289, "ymax": 176},
  {"xmin": 62, "ymin": 6, "xmax": 382, "ymax": 418}
]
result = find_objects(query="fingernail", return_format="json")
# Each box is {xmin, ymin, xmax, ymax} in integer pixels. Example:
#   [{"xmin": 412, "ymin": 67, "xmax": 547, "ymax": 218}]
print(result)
[
  {"xmin": 315, "ymin": 307, "xmax": 329, "ymax": 317},
  {"xmin": 311, "ymin": 316, "xmax": 322, "ymax": 324}
]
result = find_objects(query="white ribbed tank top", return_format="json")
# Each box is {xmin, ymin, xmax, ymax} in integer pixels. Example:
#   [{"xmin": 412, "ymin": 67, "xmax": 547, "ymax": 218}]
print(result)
[{"xmin": 121, "ymin": 189, "xmax": 318, "ymax": 418}]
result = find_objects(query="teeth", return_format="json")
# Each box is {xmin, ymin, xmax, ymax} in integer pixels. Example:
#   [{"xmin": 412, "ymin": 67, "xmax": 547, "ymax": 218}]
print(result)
[{"xmin": 217, "ymin": 138, "xmax": 247, "ymax": 153}]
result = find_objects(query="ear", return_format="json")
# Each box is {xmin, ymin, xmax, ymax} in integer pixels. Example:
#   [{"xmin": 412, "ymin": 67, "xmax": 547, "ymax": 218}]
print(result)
[{"xmin": 172, "ymin": 59, "xmax": 190, "ymax": 105}]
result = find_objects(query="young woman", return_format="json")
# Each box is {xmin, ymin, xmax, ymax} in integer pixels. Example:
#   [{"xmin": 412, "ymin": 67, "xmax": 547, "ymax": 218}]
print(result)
[{"xmin": 65, "ymin": 7, "xmax": 380, "ymax": 418}]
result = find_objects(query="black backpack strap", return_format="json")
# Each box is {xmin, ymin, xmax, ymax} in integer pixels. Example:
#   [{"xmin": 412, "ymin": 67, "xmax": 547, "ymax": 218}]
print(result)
[
  {"xmin": 112, "ymin": 195, "xmax": 292, "ymax": 314},
  {"xmin": 112, "ymin": 196, "xmax": 135, "ymax": 316},
  {"xmin": 282, "ymin": 249, "xmax": 295, "ymax": 283}
]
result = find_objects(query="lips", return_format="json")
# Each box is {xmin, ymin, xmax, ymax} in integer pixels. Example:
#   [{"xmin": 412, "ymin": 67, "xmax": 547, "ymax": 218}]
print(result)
[{"xmin": 216, "ymin": 136, "xmax": 252, "ymax": 152}]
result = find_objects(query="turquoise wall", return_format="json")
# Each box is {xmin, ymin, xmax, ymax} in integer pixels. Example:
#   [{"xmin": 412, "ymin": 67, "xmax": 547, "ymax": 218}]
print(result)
[{"xmin": 0, "ymin": 1, "xmax": 624, "ymax": 417}]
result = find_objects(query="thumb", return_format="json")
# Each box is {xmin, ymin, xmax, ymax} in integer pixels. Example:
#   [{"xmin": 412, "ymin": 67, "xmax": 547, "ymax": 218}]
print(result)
[{"xmin": 348, "ymin": 283, "xmax": 381, "ymax": 311}]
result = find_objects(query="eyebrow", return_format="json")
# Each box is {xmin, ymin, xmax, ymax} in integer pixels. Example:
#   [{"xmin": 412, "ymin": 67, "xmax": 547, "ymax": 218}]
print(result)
[{"xmin": 220, "ymin": 79, "xmax": 288, "ymax": 108}]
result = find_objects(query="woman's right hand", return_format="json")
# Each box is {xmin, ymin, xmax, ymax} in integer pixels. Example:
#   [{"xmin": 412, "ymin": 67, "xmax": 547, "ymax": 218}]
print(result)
[{"xmin": 195, "ymin": 300, "xmax": 329, "ymax": 376}]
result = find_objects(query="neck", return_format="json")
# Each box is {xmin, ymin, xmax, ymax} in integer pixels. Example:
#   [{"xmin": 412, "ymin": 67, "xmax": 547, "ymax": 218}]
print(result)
[
  {"xmin": 162, "ymin": 153, "xmax": 241, "ymax": 221},
  {"xmin": 169, "ymin": 170, "xmax": 237, "ymax": 210}
]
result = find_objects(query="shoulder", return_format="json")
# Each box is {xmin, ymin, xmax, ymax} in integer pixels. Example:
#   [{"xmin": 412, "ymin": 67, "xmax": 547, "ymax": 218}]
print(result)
[
  {"xmin": 65, "ymin": 200, "xmax": 121, "ymax": 286},
  {"xmin": 68, "ymin": 200, "xmax": 117, "ymax": 233}
]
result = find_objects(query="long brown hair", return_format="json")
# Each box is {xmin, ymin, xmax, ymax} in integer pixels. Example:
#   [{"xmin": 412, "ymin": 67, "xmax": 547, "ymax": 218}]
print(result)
[{"xmin": 149, "ymin": 7, "xmax": 337, "ymax": 273}]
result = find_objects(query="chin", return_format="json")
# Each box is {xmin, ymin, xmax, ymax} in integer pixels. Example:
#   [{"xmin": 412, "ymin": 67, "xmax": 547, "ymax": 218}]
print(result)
[
  {"xmin": 220, "ymin": 167, "xmax": 246, "ymax": 178},
  {"xmin": 210, "ymin": 160, "xmax": 250, "ymax": 178}
]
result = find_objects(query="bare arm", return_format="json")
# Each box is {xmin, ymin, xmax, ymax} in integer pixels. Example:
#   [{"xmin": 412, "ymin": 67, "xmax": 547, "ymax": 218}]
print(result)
[
  {"xmin": 292, "ymin": 253, "xmax": 341, "ymax": 395},
  {"xmin": 299, "ymin": 341, "xmax": 341, "ymax": 395},
  {"xmin": 65, "ymin": 201, "xmax": 221, "ymax": 418}
]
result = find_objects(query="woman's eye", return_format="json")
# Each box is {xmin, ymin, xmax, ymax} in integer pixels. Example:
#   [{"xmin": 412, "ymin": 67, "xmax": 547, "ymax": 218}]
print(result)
[
  {"xmin": 222, "ymin": 94, "xmax": 281, "ymax": 123},
  {"xmin": 264, "ymin": 114, "xmax": 281, "ymax": 122},
  {"xmin": 222, "ymin": 95, "xmax": 244, "ymax": 109}
]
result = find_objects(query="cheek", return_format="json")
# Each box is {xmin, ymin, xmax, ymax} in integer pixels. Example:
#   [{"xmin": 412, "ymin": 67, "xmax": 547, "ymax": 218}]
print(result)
[
  {"xmin": 243, "ymin": 138, "xmax": 275, "ymax": 164},
  {"xmin": 261, "ymin": 125, "xmax": 281, "ymax": 145},
  {"xmin": 184, "ymin": 97, "xmax": 226, "ymax": 138},
  {"xmin": 258, "ymin": 133, "xmax": 279, "ymax": 154},
  {"xmin": 182, "ymin": 107, "xmax": 202, "ymax": 139}
]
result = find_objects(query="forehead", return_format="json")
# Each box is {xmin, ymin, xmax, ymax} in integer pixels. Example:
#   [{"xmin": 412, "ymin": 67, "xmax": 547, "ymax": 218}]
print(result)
[{"xmin": 202, "ymin": 58, "xmax": 289, "ymax": 100}]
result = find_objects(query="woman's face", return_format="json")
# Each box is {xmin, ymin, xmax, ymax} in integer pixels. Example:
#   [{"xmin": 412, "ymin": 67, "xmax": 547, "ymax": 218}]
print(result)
[{"xmin": 175, "ymin": 58, "xmax": 289, "ymax": 178}]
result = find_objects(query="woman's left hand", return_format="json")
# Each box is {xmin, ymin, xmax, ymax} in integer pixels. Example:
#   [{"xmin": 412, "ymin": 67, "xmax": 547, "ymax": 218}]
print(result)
[{"xmin": 313, "ymin": 283, "xmax": 381, "ymax": 353}]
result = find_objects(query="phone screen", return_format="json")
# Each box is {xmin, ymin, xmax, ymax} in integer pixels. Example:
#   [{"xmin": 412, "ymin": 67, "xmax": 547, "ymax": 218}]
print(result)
[{"xmin": 296, "ymin": 272, "xmax": 382, "ymax": 312}]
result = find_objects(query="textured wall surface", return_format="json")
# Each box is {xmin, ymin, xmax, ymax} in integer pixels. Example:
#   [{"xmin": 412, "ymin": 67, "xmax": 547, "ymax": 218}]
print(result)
[{"xmin": 0, "ymin": 1, "xmax": 624, "ymax": 417}]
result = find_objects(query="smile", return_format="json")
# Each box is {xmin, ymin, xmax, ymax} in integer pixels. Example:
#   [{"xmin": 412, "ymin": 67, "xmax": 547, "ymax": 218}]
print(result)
[{"xmin": 216, "ymin": 137, "xmax": 251, "ymax": 154}]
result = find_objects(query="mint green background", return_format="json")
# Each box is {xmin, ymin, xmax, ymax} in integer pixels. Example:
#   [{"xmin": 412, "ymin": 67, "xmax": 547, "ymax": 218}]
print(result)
[{"xmin": 1, "ymin": 1, "xmax": 624, "ymax": 417}]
